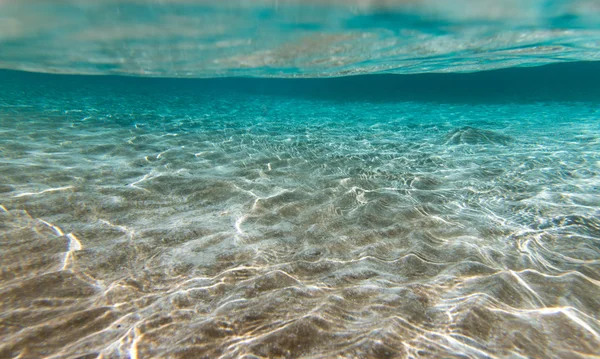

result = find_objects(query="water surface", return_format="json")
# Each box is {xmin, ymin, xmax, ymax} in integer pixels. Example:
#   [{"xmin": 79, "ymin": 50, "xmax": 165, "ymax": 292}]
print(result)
[{"xmin": 1, "ymin": 1, "xmax": 600, "ymax": 358}]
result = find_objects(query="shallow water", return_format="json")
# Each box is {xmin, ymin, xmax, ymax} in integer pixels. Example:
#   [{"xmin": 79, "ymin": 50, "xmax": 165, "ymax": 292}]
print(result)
[
  {"xmin": 1, "ymin": 67, "xmax": 599, "ymax": 358},
  {"xmin": 1, "ymin": 1, "xmax": 600, "ymax": 359}
]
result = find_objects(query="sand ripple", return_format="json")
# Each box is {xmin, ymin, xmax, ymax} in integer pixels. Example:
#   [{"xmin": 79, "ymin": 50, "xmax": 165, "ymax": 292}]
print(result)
[{"xmin": 1, "ymin": 75, "xmax": 599, "ymax": 358}]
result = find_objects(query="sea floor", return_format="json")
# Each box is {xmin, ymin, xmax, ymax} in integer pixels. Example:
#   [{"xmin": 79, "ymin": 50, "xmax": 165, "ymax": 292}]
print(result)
[{"xmin": 0, "ymin": 72, "xmax": 599, "ymax": 358}]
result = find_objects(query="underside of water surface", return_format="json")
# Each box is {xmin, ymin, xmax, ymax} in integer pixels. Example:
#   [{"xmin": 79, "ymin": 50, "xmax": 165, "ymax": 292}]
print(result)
[
  {"xmin": 2, "ymin": 0, "xmax": 600, "ymax": 77},
  {"xmin": 1, "ymin": 1, "xmax": 600, "ymax": 359}
]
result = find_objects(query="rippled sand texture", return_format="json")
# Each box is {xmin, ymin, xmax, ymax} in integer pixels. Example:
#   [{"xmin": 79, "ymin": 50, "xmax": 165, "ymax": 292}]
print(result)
[
  {"xmin": 1, "ymin": 0, "xmax": 600, "ymax": 77},
  {"xmin": 1, "ymin": 74, "xmax": 600, "ymax": 358}
]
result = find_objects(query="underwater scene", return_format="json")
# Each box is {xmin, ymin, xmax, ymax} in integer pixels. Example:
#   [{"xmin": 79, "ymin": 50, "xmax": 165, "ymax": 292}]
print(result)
[{"xmin": 1, "ymin": 1, "xmax": 599, "ymax": 358}]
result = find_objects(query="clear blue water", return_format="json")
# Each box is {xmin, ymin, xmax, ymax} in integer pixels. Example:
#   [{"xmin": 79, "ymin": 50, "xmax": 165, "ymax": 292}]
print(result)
[
  {"xmin": 2, "ymin": 0, "xmax": 600, "ymax": 77},
  {"xmin": 1, "ymin": 2, "xmax": 599, "ymax": 359}
]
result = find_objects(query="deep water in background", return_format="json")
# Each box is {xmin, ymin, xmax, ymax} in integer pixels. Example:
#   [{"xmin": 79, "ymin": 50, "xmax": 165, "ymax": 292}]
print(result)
[{"xmin": 0, "ymin": 64, "xmax": 599, "ymax": 358}]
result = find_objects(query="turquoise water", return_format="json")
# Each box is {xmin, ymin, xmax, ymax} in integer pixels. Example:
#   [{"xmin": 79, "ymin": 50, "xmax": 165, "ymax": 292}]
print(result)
[
  {"xmin": 2, "ymin": 0, "xmax": 600, "ymax": 77},
  {"xmin": 1, "ymin": 2, "xmax": 600, "ymax": 359}
]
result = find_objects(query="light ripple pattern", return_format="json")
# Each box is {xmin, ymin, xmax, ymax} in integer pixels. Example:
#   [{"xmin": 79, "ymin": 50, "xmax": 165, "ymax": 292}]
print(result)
[{"xmin": 0, "ymin": 69, "xmax": 599, "ymax": 358}]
